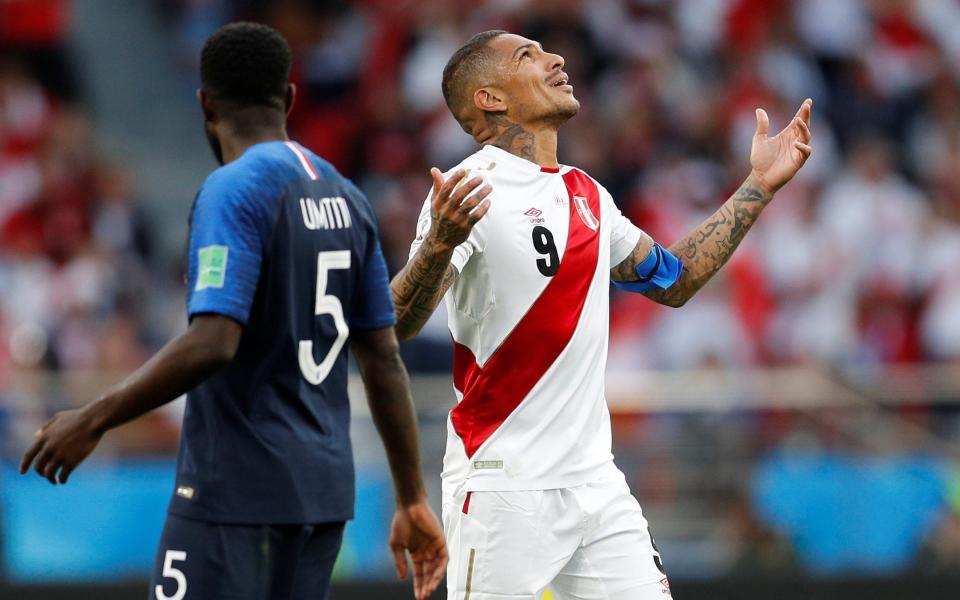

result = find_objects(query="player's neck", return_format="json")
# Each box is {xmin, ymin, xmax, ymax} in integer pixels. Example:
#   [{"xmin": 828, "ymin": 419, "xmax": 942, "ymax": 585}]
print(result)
[
  {"xmin": 482, "ymin": 113, "xmax": 560, "ymax": 169},
  {"xmin": 219, "ymin": 127, "xmax": 289, "ymax": 164}
]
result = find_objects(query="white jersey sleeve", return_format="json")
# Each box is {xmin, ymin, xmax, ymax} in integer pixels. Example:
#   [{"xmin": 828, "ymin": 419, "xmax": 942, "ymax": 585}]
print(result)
[{"xmin": 598, "ymin": 184, "xmax": 650, "ymax": 268}]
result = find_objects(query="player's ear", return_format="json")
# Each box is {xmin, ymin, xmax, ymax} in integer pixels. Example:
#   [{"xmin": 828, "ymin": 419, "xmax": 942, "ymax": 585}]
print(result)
[
  {"xmin": 198, "ymin": 89, "xmax": 216, "ymax": 123},
  {"xmin": 474, "ymin": 87, "xmax": 507, "ymax": 114},
  {"xmin": 284, "ymin": 83, "xmax": 296, "ymax": 116}
]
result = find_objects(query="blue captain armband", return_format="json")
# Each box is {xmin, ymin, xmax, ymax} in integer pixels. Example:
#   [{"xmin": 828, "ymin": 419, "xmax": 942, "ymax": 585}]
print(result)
[{"xmin": 612, "ymin": 243, "xmax": 684, "ymax": 293}]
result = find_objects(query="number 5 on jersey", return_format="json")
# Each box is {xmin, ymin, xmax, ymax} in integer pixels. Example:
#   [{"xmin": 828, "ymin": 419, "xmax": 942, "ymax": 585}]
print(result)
[{"xmin": 299, "ymin": 250, "xmax": 351, "ymax": 385}]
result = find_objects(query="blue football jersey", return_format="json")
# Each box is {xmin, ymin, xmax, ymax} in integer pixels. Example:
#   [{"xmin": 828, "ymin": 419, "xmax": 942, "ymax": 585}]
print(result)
[{"xmin": 169, "ymin": 141, "xmax": 395, "ymax": 524}]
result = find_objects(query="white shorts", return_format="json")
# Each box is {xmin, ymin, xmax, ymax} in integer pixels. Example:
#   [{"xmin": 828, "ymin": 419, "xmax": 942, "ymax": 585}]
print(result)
[{"xmin": 442, "ymin": 468, "xmax": 671, "ymax": 600}]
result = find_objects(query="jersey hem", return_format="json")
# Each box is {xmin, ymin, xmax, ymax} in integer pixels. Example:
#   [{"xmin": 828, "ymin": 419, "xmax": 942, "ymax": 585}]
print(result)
[{"xmin": 453, "ymin": 460, "xmax": 620, "ymax": 493}]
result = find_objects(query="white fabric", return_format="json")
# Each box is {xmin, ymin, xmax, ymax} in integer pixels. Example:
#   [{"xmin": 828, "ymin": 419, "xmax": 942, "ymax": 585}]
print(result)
[
  {"xmin": 442, "ymin": 466, "xmax": 671, "ymax": 600},
  {"xmin": 407, "ymin": 145, "xmax": 648, "ymax": 496}
]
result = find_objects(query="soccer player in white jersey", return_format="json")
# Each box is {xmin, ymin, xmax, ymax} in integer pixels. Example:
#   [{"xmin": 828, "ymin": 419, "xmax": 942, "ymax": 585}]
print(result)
[{"xmin": 390, "ymin": 30, "xmax": 813, "ymax": 600}]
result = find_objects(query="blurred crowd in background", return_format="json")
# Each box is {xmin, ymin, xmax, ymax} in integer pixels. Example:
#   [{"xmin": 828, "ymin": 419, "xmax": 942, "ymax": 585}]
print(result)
[
  {"xmin": 4, "ymin": 0, "xmax": 960, "ymax": 379},
  {"xmin": 2, "ymin": 0, "xmax": 960, "ymax": 583},
  {"xmin": 0, "ymin": 0, "xmax": 155, "ymax": 377},
  {"xmin": 169, "ymin": 0, "xmax": 960, "ymax": 371}
]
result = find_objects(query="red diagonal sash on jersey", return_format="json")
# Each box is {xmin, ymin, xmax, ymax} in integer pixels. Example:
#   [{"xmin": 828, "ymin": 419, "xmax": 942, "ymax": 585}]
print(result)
[{"xmin": 451, "ymin": 169, "xmax": 601, "ymax": 457}]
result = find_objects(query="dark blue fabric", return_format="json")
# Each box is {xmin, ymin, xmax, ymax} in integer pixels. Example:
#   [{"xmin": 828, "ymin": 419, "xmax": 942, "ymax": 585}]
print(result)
[
  {"xmin": 149, "ymin": 513, "xmax": 344, "ymax": 599},
  {"xmin": 171, "ymin": 141, "xmax": 395, "ymax": 524}
]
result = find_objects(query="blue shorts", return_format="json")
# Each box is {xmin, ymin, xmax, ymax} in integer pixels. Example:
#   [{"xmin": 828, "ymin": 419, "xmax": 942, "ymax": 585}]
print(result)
[{"xmin": 149, "ymin": 514, "xmax": 344, "ymax": 600}]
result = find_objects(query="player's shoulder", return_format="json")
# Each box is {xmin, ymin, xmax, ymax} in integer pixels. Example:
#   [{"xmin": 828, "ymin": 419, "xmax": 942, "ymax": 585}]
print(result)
[
  {"xmin": 295, "ymin": 145, "xmax": 377, "ymax": 220},
  {"xmin": 440, "ymin": 146, "xmax": 503, "ymax": 184},
  {"xmin": 561, "ymin": 165, "xmax": 609, "ymax": 194},
  {"xmin": 198, "ymin": 142, "xmax": 374, "ymax": 219},
  {"xmin": 442, "ymin": 147, "xmax": 488, "ymax": 174},
  {"xmin": 199, "ymin": 142, "xmax": 297, "ymax": 209}
]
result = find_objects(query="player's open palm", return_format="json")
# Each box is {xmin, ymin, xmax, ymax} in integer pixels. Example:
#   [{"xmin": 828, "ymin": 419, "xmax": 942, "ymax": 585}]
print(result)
[
  {"xmin": 20, "ymin": 408, "xmax": 103, "ymax": 485},
  {"xmin": 428, "ymin": 167, "xmax": 492, "ymax": 250},
  {"xmin": 750, "ymin": 98, "xmax": 813, "ymax": 193},
  {"xmin": 389, "ymin": 499, "xmax": 448, "ymax": 600}
]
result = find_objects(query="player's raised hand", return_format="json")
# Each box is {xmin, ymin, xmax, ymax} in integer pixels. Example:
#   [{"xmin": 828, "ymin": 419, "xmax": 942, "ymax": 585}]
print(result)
[
  {"xmin": 427, "ymin": 167, "xmax": 492, "ymax": 251},
  {"xmin": 749, "ymin": 98, "xmax": 813, "ymax": 194},
  {"xmin": 389, "ymin": 499, "xmax": 448, "ymax": 600},
  {"xmin": 19, "ymin": 408, "xmax": 103, "ymax": 485}
]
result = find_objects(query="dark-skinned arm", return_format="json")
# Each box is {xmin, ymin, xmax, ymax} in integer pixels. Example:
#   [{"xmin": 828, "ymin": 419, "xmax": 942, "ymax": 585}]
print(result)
[
  {"xmin": 391, "ymin": 167, "xmax": 492, "ymax": 341},
  {"xmin": 612, "ymin": 99, "xmax": 814, "ymax": 307},
  {"xmin": 20, "ymin": 314, "xmax": 242, "ymax": 484},
  {"xmin": 351, "ymin": 326, "xmax": 426, "ymax": 506},
  {"xmin": 350, "ymin": 326, "xmax": 447, "ymax": 600}
]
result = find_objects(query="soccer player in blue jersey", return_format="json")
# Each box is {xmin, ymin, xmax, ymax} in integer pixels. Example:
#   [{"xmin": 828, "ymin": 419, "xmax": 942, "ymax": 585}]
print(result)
[{"xmin": 19, "ymin": 22, "xmax": 447, "ymax": 600}]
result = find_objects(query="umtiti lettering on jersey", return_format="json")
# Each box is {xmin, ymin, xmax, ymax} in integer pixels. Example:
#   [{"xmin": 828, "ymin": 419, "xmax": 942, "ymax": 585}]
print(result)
[{"xmin": 299, "ymin": 196, "xmax": 352, "ymax": 230}]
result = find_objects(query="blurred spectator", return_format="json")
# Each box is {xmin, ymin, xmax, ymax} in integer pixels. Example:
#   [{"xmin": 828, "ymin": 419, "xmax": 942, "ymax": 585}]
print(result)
[
  {"xmin": 0, "ymin": 0, "xmax": 81, "ymax": 102},
  {"xmin": 0, "ymin": 2, "xmax": 160, "ymax": 390}
]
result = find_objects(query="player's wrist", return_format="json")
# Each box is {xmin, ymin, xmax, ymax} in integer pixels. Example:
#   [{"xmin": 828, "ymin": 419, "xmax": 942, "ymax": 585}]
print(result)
[
  {"xmin": 745, "ymin": 170, "xmax": 777, "ymax": 200},
  {"xmin": 81, "ymin": 397, "xmax": 114, "ymax": 436},
  {"xmin": 394, "ymin": 484, "xmax": 428, "ymax": 508},
  {"xmin": 422, "ymin": 234, "xmax": 458, "ymax": 257}
]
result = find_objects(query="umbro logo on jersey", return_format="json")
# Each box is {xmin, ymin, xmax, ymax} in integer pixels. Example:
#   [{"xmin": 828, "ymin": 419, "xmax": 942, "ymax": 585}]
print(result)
[
  {"xmin": 524, "ymin": 207, "xmax": 545, "ymax": 224},
  {"xmin": 573, "ymin": 195, "xmax": 599, "ymax": 231}
]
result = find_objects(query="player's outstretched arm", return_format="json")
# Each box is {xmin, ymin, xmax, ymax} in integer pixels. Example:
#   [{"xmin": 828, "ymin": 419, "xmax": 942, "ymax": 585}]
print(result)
[
  {"xmin": 351, "ymin": 327, "xmax": 447, "ymax": 600},
  {"xmin": 19, "ymin": 314, "xmax": 242, "ymax": 485},
  {"xmin": 390, "ymin": 167, "xmax": 492, "ymax": 341},
  {"xmin": 613, "ymin": 99, "xmax": 813, "ymax": 307}
]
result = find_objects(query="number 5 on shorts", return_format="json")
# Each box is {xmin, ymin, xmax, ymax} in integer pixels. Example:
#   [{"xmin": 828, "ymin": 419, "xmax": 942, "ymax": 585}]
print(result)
[{"xmin": 155, "ymin": 550, "xmax": 187, "ymax": 600}]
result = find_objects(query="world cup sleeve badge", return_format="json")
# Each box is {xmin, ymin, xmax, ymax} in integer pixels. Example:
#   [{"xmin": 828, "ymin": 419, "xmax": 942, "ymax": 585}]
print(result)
[{"xmin": 573, "ymin": 195, "xmax": 599, "ymax": 231}]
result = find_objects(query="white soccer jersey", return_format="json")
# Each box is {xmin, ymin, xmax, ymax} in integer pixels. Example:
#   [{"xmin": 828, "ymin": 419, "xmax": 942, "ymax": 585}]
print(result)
[{"xmin": 408, "ymin": 145, "xmax": 648, "ymax": 497}]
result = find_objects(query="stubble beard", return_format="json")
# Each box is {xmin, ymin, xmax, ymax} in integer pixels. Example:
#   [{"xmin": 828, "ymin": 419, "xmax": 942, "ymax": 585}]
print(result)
[{"xmin": 540, "ymin": 95, "xmax": 581, "ymax": 128}]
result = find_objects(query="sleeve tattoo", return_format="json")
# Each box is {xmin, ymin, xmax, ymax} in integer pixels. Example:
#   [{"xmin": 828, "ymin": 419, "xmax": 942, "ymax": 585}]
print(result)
[
  {"xmin": 390, "ymin": 243, "xmax": 458, "ymax": 341},
  {"xmin": 612, "ymin": 180, "xmax": 771, "ymax": 307}
]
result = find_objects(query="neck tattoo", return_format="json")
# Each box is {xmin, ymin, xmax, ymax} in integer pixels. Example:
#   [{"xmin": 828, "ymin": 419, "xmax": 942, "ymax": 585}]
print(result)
[{"xmin": 485, "ymin": 112, "xmax": 536, "ymax": 162}]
